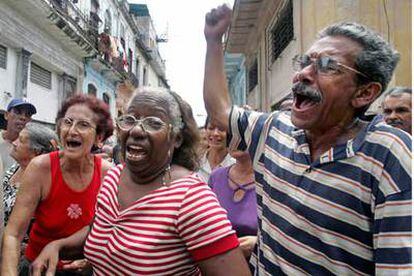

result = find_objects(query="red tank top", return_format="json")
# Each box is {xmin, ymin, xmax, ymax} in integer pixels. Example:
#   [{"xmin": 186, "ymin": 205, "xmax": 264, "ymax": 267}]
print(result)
[{"xmin": 25, "ymin": 151, "xmax": 102, "ymax": 262}]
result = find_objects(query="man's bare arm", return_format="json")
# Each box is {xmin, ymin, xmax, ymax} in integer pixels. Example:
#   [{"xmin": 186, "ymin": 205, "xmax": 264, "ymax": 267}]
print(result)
[{"xmin": 203, "ymin": 4, "xmax": 233, "ymax": 132}]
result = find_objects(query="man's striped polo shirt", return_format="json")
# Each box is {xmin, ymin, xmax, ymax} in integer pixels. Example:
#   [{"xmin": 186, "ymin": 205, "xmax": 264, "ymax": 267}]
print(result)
[{"xmin": 228, "ymin": 106, "xmax": 412, "ymax": 275}]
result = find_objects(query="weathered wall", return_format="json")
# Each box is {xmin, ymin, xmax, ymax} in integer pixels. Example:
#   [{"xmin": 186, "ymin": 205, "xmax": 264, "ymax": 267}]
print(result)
[{"xmin": 242, "ymin": 0, "xmax": 411, "ymax": 112}]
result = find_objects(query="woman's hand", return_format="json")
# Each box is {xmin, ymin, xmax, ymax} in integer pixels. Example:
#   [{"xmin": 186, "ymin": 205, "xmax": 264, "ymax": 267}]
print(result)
[
  {"xmin": 30, "ymin": 241, "xmax": 61, "ymax": 276},
  {"xmin": 238, "ymin": 236, "xmax": 257, "ymax": 258},
  {"xmin": 61, "ymin": 259, "xmax": 92, "ymax": 275}
]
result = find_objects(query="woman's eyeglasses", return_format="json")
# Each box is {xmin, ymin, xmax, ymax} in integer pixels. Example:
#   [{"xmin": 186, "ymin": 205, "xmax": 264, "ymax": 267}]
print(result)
[
  {"xmin": 292, "ymin": 54, "xmax": 368, "ymax": 78},
  {"xmin": 60, "ymin": 117, "xmax": 96, "ymax": 133},
  {"xmin": 116, "ymin": 115, "xmax": 170, "ymax": 133}
]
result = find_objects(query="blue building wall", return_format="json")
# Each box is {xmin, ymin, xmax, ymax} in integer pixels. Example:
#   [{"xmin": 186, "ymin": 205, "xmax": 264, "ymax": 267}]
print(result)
[
  {"xmin": 225, "ymin": 53, "xmax": 246, "ymax": 106},
  {"xmin": 229, "ymin": 65, "xmax": 246, "ymax": 106},
  {"xmin": 83, "ymin": 63, "xmax": 117, "ymax": 117}
]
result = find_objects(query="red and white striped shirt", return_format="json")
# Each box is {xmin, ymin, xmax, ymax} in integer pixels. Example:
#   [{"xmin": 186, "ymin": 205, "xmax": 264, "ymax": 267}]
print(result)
[{"xmin": 84, "ymin": 165, "xmax": 238, "ymax": 275}]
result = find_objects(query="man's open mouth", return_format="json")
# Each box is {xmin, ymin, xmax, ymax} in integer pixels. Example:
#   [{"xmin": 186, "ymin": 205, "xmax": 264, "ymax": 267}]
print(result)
[
  {"xmin": 294, "ymin": 93, "xmax": 321, "ymax": 110},
  {"xmin": 292, "ymin": 83, "xmax": 322, "ymax": 110}
]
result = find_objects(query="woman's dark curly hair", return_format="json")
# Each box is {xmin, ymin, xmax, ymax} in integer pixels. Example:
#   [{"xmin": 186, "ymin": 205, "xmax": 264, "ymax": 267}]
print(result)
[
  {"xmin": 169, "ymin": 91, "xmax": 201, "ymax": 171},
  {"xmin": 56, "ymin": 94, "xmax": 114, "ymax": 141}
]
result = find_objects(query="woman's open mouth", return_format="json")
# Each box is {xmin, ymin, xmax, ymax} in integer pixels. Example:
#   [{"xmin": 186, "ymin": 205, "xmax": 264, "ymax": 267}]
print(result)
[
  {"xmin": 66, "ymin": 139, "xmax": 82, "ymax": 149},
  {"xmin": 126, "ymin": 144, "xmax": 147, "ymax": 162}
]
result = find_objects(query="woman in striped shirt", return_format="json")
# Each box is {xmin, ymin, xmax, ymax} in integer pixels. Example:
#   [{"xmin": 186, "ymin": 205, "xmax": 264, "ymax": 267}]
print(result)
[{"xmin": 31, "ymin": 88, "xmax": 250, "ymax": 276}]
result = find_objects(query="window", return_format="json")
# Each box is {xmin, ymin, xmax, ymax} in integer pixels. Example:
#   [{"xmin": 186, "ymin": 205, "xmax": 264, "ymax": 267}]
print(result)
[
  {"xmin": 128, "ymin": 49, "xmax": 133, "ymax": 73},
  {"xmin": 87, "ymin": 83, "xmax": 97, "ymax": 96},
  {"xmin": 270, "ymin": 0, "xmax": 293, "ymax": 62},
  {"xmin": 63, "ymin": 74, "xmax": 76, "ymax": 98},
  {"xmin": 120, "ymin": 24, "xmax": 125, "ymax": 50},
  {"xmin": 135, "ymin": 59, "xmax": 140, "ymax": 86},
  {"xmin": 91, "ymin": 0, "xmax": 99, "ymax": 13},
  {"xmin": 248, "ymin": 59, "xmax": 258, "ymax": 92},
  {"xmin": 104, "ymin": 10, "xmax": 112, "ymax": 34},
  {"xmin": 30, "ymin": 62, "xmax": 52, "ymax": 89},
  {"xmin": 120, "ymin": 24, "xmax": 125, "ymax": 40},
  {"xmin": 143, "ymin": 66, "xmax": 148, "ymax": 86},
  {"xmin": 103, "ymin": 93, "xmax": 110, "ymax": 105},
  {"xmin": 0, "ymin": 44, "xmax": 7, "ymax": 69}
]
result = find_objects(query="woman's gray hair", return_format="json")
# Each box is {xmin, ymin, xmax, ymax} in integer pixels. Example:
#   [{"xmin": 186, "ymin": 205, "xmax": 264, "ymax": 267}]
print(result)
[
  {"xmin": 127, "ymin": 87, "xmax": 200, "ymax": 171},
  {"xmin": 129, "ymin": 87, "xmax": 184, "ymax": 134},
  {"xmin": 25, "ymin": 122, "xmax": 59, "ymax": 155}
]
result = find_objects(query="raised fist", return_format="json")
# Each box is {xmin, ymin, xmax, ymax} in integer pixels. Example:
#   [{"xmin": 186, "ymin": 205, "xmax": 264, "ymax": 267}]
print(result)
[{"xmin": 204, "ymin": 4, "xmax": 232, "ymax": 43}]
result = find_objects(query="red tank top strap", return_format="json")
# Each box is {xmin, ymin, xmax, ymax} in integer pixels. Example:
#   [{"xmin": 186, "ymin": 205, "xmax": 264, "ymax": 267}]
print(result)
[
  {"xmin": 49, "ymin": 151, "xmax": 60, "ymax": 176},
  {"xmin": 48, "ymin": 151, "xmax": 61, "ymax": 200}
]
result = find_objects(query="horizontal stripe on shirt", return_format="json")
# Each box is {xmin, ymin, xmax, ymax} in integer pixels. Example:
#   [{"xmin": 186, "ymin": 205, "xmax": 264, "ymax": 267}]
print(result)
[{"xmin": 228, "ymin": 107, "xmax": 412, "ymax": 275}]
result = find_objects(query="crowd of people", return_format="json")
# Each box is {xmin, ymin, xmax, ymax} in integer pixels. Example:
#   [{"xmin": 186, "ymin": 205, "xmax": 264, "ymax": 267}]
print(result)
[{"xmin": 0, "ymin": 3, "xmax": 411, "ymax": 276}]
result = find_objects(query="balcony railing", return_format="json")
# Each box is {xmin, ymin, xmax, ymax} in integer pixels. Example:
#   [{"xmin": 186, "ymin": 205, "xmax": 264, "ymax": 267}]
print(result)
[
  {"xmin": 46, "ymin": 0, "xmax": 100, "ymax": 54},
  {"xmin": 147, "ymin": 48, "xmax": 166, "ymax": 78}
]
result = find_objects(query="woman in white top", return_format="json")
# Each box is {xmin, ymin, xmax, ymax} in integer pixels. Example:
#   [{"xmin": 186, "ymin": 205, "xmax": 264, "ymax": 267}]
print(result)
[{"xmin": 198, "ymin": 118, "xmax": 235, "ymax": 182}]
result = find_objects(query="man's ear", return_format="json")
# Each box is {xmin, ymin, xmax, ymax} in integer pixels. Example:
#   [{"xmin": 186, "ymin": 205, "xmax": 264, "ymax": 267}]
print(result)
[
  {"xmin": 351, "ymin": 82, "xmax": 382, "ymax": 109},
  {"xmin": 4, "ymin": 111, "xmax": 10, "ymax": 121}
]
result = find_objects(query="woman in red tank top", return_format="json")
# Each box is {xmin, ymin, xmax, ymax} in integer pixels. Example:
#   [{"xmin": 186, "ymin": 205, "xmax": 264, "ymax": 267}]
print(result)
[{"xmin": 2, "ymin": 95, "xmax": 114, "ymax": 275}]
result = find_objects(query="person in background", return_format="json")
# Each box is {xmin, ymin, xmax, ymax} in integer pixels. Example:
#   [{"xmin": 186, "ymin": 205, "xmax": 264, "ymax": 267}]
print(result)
[
  {"xmin": 2, "ymin": 94, "xmax": 113, "ymax": 275},
  {"xmin": 197, "ymin": 126, "xmax": 209, "ymax": 157},
  {"xmin": 111, "ymin": 142, "xmax": 122, "ymax": 165},
  {"xmin": 0, "ymin": 98, "xmax": 36, "ymax": 253},
  {"xmin": 198, "ymin": 117, "xmax": 235, "ymax": 182},
  {"xmin": 3, "ymin": 122, "xmax": 58, "ymax": 226},
  {"xmin": 382, "ymin": 86, "xmax": 412, "ymax": 134},
  {"xmin": 100, "ymin": 144, "xmax": 114, "ymax": 161},
  {"xmin": 204, "ymin": 5, "xmax": 411, "ymax": 275},
  {"xmin": 0, "ymin": 98, "xmax": 37, "ymax": 173},
  {"xmin": 30, "ymin": 88, "xmax": 250, "ymax": 275},
  {"xmin": 273, "ymin": 93, "xmax": 294, "ymax": 112},
  {"xmin": 2, "ymin": 122, "xmax": 57, "ymax": 267},
  {"xmin": 209, "ymin": 149, "xmax": 257, "ymax": 259}
]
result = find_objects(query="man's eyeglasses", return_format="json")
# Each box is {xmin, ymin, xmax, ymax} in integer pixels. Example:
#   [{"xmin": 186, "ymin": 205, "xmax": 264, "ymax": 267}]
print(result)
[
  {"xmin": 292, "ymin": 54, "xmax": 368, "ymax": 78},
  {"xmin": 60, "ymin": 117, "xmax": 96, "ymax": 133},
  {"xmin": 116, "ymin": 115, "xmax": 170, "ymax": 133}
]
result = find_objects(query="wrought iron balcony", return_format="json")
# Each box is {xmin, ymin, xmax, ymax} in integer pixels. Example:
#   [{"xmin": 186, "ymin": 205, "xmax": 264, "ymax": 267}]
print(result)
[{"xmin": 46, "ymin": 0, "xmax": 98, "ymax": 56}]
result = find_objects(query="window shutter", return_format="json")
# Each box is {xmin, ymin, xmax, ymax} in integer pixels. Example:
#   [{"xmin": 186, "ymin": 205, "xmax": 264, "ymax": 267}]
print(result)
[
  {"xmin": 270, "ymin": 0, "xmax": 293, "ymax": 63},
  {"xmin": 30, "ymin": 62, "xmax": 52, "ymax": 89},
  {"xmin": 0, "ymin": 45, "xmax": 7, "ymax": 69}
]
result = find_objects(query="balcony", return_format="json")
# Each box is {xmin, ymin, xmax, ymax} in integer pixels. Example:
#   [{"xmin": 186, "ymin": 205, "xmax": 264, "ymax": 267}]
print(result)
[
  {"xmin": 47, "ymin": 0, "xmax": 99, "ymax": 56},
  {"xmin": 147, "ymin": 48, "xmax": 166, "ymax": 78},
  {"xmin": 4, "ymin": 0, "xmax": 98, "ymax": 57},
  {"xmin": 86, "ymin": 56, "xmax": 123, "ymax": 85},
  {"xmin": 90, "ymin": 33, "xmax": 141, "ymax": 87}
]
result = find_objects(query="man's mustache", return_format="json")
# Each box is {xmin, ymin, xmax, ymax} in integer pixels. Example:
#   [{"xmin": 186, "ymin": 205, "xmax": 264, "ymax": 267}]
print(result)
[{"xmin": 292, "ymin": 82, "xmax": 322, "ymax": 102}]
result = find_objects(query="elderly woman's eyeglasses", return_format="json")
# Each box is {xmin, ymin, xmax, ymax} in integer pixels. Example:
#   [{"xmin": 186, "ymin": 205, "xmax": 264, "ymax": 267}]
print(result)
[
  {"xmin": 116, "ymin": 115, "xmax": 170, "ymax": 132},
  {"xmin": 60, "ymin": 117, "xmax": 96, "ymax": 133},
  {"xmin": 292, "ymin": 54, "xmax": 368, "ymax": 78}
]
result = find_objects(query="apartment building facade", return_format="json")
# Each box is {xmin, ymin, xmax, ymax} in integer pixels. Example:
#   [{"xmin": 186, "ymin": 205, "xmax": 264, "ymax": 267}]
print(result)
[
  {"xmin": 0, "ymin": 0, "xmax": 168, "ymax": 125},
  {"xmin": 225, "ymin": 0, "xmax": 411, "ymax": 112}
]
